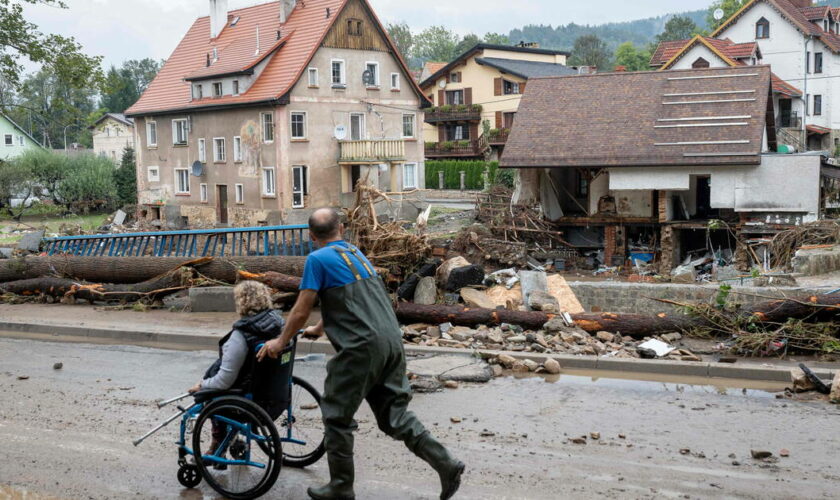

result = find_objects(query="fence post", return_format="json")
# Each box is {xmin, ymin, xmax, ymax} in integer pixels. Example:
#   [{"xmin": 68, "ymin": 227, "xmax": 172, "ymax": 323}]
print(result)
[
  {"xmin": 459, "ymin": 171, "xmax": 466, "ymax": 191},
  {"xmin": 438, "ymin": 171, "xmax": 445, "ymax": 190}
]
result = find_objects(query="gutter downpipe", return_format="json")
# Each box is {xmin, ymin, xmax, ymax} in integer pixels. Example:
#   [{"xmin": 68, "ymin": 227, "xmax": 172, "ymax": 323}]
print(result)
[{"xmin": 803, "ymin": 35, "xmax": 813, "ymax": 150}]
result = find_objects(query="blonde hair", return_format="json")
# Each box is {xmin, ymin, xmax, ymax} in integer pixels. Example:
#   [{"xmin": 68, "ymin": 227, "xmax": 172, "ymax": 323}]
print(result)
[{"xmin": 234, "ymin": 281, "xmax": 273, "ymax": 317}]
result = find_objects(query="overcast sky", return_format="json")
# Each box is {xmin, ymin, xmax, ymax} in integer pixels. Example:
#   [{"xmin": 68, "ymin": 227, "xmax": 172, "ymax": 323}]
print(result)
[{"xmin": 23, "ymin": 0, "xmax": 712, "ymax": 68}]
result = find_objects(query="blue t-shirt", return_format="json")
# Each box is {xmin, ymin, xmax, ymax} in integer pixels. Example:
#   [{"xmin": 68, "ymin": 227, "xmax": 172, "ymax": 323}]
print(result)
[{"xmin": 299, "ymin": 241, "xmax": 376, "ymax": 292}]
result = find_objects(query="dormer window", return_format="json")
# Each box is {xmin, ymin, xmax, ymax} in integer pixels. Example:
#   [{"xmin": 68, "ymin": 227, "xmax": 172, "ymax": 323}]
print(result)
[
  {"xmin": 692, "ymin": 57, "xmax": 710, "ymax": 69},
  {"xmin": 756, "ymin": 17, "xmax": 770, "ymax": 39},
  {"xmin": 213, "ymin": 82, "xmax": 223, "ymax": 97}
]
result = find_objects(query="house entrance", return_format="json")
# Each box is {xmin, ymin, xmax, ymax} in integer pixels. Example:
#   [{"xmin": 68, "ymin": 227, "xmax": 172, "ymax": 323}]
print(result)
[{"xmin": 217, "ymin": 185, "xmax": 228, "ymax": 224}]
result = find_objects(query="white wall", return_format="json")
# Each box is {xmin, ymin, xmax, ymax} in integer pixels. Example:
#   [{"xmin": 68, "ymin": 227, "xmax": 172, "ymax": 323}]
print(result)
[
  {"xmin": 667, "ymin": 45, "xmax": 731, "ymax": 70},
  {"xmin": 607, "ymin": 154, "xmax": 821, "ymax": 221}
]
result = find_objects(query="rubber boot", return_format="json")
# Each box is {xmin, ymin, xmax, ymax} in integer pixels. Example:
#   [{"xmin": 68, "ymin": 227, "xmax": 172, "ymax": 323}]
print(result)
[
  {"xmin": 307, "ymin": 456, "xmax": 356, "ymax": 500},
  {"xmin": 412, "ymin": 434, "xmax": 465, "ymax": 500}
]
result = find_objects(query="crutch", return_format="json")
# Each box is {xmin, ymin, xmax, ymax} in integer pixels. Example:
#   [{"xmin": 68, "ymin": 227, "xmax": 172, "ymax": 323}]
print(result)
[
  {"xmin": 157, "ymin": 393, "xmax": 191, "ymax": 409},
  {"xmin": 133, "ymin": 399, "xmax": 197, "ymax": 447}
]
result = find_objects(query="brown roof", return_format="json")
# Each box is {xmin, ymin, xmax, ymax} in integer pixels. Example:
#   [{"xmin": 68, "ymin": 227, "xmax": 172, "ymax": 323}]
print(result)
[
  {"xmin": 650, "ymin": 37, "xmax": 758, "ymax": 67},
  {"xmin": 771, "ymin": 73, "xmax": 802, "ymax": 97},
  {"xmin": 126, "ymin": 0, "xmax": 422, "ymax": 116},
  {"xmin": 423, "ymin": 62, "xmax": 447, "ymax": 76},
  {"xmin": 500, "ymin": 66, "xmax": 774, "ymax": 169}
]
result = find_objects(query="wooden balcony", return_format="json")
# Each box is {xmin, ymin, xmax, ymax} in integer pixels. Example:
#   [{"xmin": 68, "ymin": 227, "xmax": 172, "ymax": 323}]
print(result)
[
  {"xmin": 339, "ymin": 139, "xmax": 405, "ymax": 164},
  {"xmin": 423, "ymin": 107, "xmax": 482, "ymax": 124},
  {"xmin": 425, "ymin": 140, "xmax": 484, "ymax": 158},
  {"xmin": 487, "ymin": 129, "xmax": 510, "ymax": 145}
]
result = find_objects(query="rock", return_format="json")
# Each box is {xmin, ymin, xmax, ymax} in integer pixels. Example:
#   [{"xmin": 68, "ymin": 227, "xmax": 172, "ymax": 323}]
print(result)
[
  {"xmin": 397, "ymin": 274, "xmax": 421, "ymax": 301},
  {"xmin": 618, "ymin": 434, "xmax": 626, "ymax": 439},
  {"xmin": 450, "ymin": 416, "xmax": 462, "ymax": 423},
  {"xmin": 436, "ymin": 256, "xmax": 471, "ymax": 286},
  {"xmin": 830, "ymin": 371, "xmax": 840, "ymax": 404},
  {"xmin": 496, "ymin": 354, "xmax": 516, "ymax": 368},
  {"xmin": 426, "ymin": 326, "xmax": 441, "ymax": 338},
  {"xmin": 445, "ymin": 265, "xmax": 485, "ymax": 292},
  {"xmin": 679, "ymin": 448, "xmax": 690, "ymax": 455},
  {"xmin": 17, "ymin": 230, "xmax": 45, "ymax": 252},
  {"xmin": 410, "ymin": 377, "xmax": 443, "ymax": 393},
  {"xmin": 448, "ymin": 326, "xmax": 475, "ymax": 342},
  {"xmin": 407, "ymin": 355, "xmax": 494, "ymax": 383},
  {"xmin": 479, "ymin": 430, "xmax": 495, "ymax": 437},
  {"xmin": 443, "ymin": 293, "xmax": 460, "ymax": 306},
  {"xmin": 637, "ymin": 347, "xmax": 657, "ymax": 359},
  {"xmin": 779, "ymin": 449, "xmax": 790, "ymax": 457},
  {"xmin": 511, "ymin": 361, "xmax": 529, "ymax": 373},
  {"xmin": 534, "ymin": 333, "xmax": 550, "ymax": 349},
  {"xmin": 522, "ymin": 359, "xmax": 539, "ymax": 372},
  {"xmin": 460, "ymin": 288, "xmax": 496, "ymax": 309},
  {"xmin": 52, "ymin": 362, "xmax": 63, "ymax": 370},
  {"xmin": 444, "ymin": 380, "xmax": 459, "ymax": 389},
  {"xmin": 543, "ymin": 358, "xmax": 561, "ymax": 374},
  {"xmin": 569, "ymin": 437, "xmax": 587, "ymax": 445},
  {"xmin": 582, "ymin": 345, "xmax": 597, "ymax": 356},
  {"xmin": 439, "ymin": 322, "xmax": 453, "ymax": 335},
  {"xmin": 661, "ymin": 332, "xmax": 682, "ymax": 343},
  {"xmin": 487, "ymin": 329, "xmax": 504, "ymax": 344},
  {"xmin": 750, "ymin": 450, "xmax": 773, "ymax": 460},
  {"xmin": 16, "ymin": 375, "xmax": 29, "ymax": 380},
  {"xmin": 413, "ymin": 277, "xmax": 437, "ymax": 305},
  {"xmin": 507, "ymin": 335, "xmax": 526, "ymax": 343},
  {"xmin": 491, "ymin": 365, "xmax": 504, "ymax": 377},
  {"xmin": 559, "ymin": 331, "xmax": 576, "ymax": 344},
  {"xmin": 543, "ymin": 317, "xmax": 567, "ymax": 333},
  {"xmin": 528, "ymin": 290, "xmax": 559, "ymax": 313},
  {"xmin": 519, "ymin": 270, "xmax": 548, "ymax": 309},
  {"xmin": 791, "ymin": 368, "xmax": 816, "ymax": 392},
  {"xmin": 596, "ymin": 331, "xmax": 614, "ymax": 343},
  {"xmin": 671, "ymin": 264, "xmax": 696, "ymax": 284},
  {"xmin": 590, "ymin": 432, "xmax": 600, "ymax": 440}
]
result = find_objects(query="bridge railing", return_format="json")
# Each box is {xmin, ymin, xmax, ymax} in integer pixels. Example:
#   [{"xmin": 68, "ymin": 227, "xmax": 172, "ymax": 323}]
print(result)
[{"xmin": 42, "ymin": 225, "xmax": 314, "ymax": 258}]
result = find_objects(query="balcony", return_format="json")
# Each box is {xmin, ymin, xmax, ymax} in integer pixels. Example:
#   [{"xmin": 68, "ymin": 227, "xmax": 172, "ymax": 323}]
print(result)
[
  {"xmin": 777, "ymin": 111, "xmax": 802, "ymax": 129},
  {"xmin": 339, "ymin": 139, "xmax": 405, "ymax": 164},
  {"xmin": 425, "ymin": 140, "xmax": 484, "ymax": 158},
  {"xmin": 423, "ymin": 104, "xmax": 483, "ymax": 124},
  {"xmin": 487, "ymin": 128, "xmax": 510, "ymax": 145}
]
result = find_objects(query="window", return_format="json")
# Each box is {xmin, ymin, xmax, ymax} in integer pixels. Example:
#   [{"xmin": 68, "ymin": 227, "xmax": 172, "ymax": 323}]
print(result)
[
  {"xmin": 402, "ymin": 114, "xmax": 415, "ymax": 138},
  {"xmin": 815, "ymin": 52, "xmax": 823, "ymax": 74},
  {"xmin": 503, "ymin": 112, "xmax": 516, "ymax": 129},
  {"xmin": 198, "ymin": 138, "xmax": 206, "ymax": 163},
  {"xmin": 445, "ymin": 90, "xmax": 464, "ymax": 105},
  {"xmin": 232, "ymin": 80, "xmax": 240, "ymax": 95},
  {"xmin": 444, "ymin": 124, "xmax": 469, "ymax": 141},
  {"xmin": 105, "ymin": 127, "xmax": 111, "ymax": 137},
  {"xmin": 575, "ymin": 170, "xmax": 588, "ymax": 197},
  {"xmin": 331, "ymin": 59, "xmax": 346, "ymax": 87},
  {"xmin": 3, "ymin": 134, "xmax": 12, "ymax": 146},
  {"xmin": 147, "ymin": 166, "xmax": 160, "ymax": 182},
  {"xmin": 175, "ymin": 168, "xmax": 190, "ymax": 194},
  {"xmin": 262, "ymin": 167, "xmax": 276, "ymax": 196},
  {"xmin": 692, "ymin": 57, "xmax": 710, "ymax": 69},
  {"xmin": 756, "ymin": 17, "xmax": 770, "ymax": 39},
  {"xmin": 233, "ymin": 136, "xmax": 242, "ymax": 162},
  {"xmin": 308, "ymin": 67, "xmax": 319, "ymax": 87},
  {"xmin": 347, "ymin": 18, "xmax": 363, "ymax": 36},
  {"xmin": 403, "ymin": 163, "xmax": 417, "ymax": 190},
  {"xmin": 261, "ymin": 112, "xmax": 274, "ymax": 142},
  {"xmin": 391, "ymin": 73, "xmax": 400, "ymax": 90},
  {"xmin": 290, "ymin": 112, "xmax": 307, "ymax": 139},
  {"xmin": 814, "ymin": 94, "xmax": 823, "ymax": 116},
  {"xmin": 16, "ymin": 135, "xmax": 24, "ymax": 146},
  {"xmin": 807, "ymin": 51, "xmax": 811, "ymax": 73},
  {"xmin": 503, "ymin": 80, "xmax": 520, "ymax": 95},
  {"xmin": 146, "ymin": 121, "xmax": 157, "ymax": 147},
  {"xmin": 350, "ymin": 113, "xmax": 365, "ymax": 140},
  {"xmin": 292, "ymin": 165, "xmax": 308, "ymax": 208},
  {"xmin": 194, "ymin": 84, "xmax": 203, "ymax": 99},
  {"xmin": 200, "ymin": 183, "xmax": 208, "ymax": 202},
  {"xmin": 172, "ymin": 119, "xmax": 188, "ymax": 145},
  {"xmin": 213, "ymin": 137, "xmax": 226, "ymax": 162},
  {"xmin": 235, "ymin": 183, "xmax": 244, "ymax": 204},
  {"xmin": 450, "ymin": 72, "xmax": 461, "ymax": 83},
  {"xmin": 213, "ymin": 82, "xmax": 223, "ymax": 97},
  {"xmin": 365, "ymin": 62, "xmax": 379, "ymax": 87}
]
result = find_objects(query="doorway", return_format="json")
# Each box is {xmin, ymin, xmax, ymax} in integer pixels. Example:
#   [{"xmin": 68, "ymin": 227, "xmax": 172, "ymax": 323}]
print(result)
[
  {"xmin": 216, "ymin": 185, "xmax": 228, "ymax": 224},
  {"xmin": 350, "ymin": 113, "xmax": 365, "ymax": 140},
  {"xmin": 351, "ymin": 165, "xmax": 361, "ymax": 191},
  {"xmin": 779, "ymin": 99, "xmax": 792, "ymax": 127}
]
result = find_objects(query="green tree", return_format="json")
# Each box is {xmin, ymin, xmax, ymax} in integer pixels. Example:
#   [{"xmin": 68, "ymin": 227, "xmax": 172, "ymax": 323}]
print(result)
[
  {"xmin": 483, "ymin": 32, "xmax": 511, "ymax": 45},
  {"xmin": 454, "ymin": 34, "xmax": 482, "ymax": 56},
  {"xmin": 0, "ymin": 0, "xmax": 102, "ymax": 90},
  {"xmin": 656, "ymin": 16, "xmax": 701, "ymax": 44},
  {"xmin": 0, "ymin": 154, "xmax": 39, "ymax": 218},
  {"xmin": 55, "ymin": 154, "xmax": 117, "ymax": 212},
  {"xmin": 114, "ymin": 146, "xmax": 137, "ymax": 206},
  {"xmin": 707, "ymin": 0, "xmax": 748, "ymax": 31},
  {"xmin": 386, "ymin": 22, "xmax": 413, "ymax": 61},
  {"xmin": 414, "ymin": 26, "xmax": 460, "ymax": 62},
  {"xmin": 614, "ymin": 42, "xmax": 652, "ymax": 72},
  {"xmin": 100, "ymin": 58, "xmax": 161, "ymax": 113},
  {"xmin": 569, "ymin": 34, "xmax": 611, "ymax": 70}
]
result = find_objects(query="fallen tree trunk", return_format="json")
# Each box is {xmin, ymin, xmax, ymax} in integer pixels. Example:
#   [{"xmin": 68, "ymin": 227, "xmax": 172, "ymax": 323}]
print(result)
[
  {"xmin": 0, "ymin": 256, "xmax": 308, "ymax": 284},
  {"xmin": 743, "ymin": 293, "xmax": 840, "ymax": 323},
  {"xmin": 238, "ymin": 270, "xmax": 301, "ymax": 293}
]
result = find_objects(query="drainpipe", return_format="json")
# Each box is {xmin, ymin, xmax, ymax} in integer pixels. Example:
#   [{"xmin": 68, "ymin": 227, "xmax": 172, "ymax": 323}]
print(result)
[{"xmin": 803, "ymin": 35, "xmax": 813, "ymax": 150}]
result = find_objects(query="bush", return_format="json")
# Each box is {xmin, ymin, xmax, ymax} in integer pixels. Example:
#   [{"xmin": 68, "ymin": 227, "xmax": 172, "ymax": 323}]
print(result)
[
  {"xmin": 425, "ymin": 160, "xmax": 502, "ymax": 190},
  {"xmin": 56, "ymin": 154, "xmax": 118, "ymax": 213},
  {"xmin": 115, "ymin": 147, "xmax": 137, "ymax": 206}
]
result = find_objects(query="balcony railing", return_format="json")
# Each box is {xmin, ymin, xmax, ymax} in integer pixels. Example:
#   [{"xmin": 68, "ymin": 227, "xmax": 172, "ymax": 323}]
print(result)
[
  {"xmin": 778, "ymin": 112, "xmax": 802, "ymax": 129},
  {"xmin": 423, "ymin": 105, "xmax": 483, "ymax": 123},
  {"xmin": 339, "ymin": 139, "xmax": 405, "ymax": 163},
  {"xmin": 425, "ymin": 140, "xmax": 483, "ymax": 157},
  {"xmin": 487, "ymin": 128, "xmax": 510, "ymax": 145}
]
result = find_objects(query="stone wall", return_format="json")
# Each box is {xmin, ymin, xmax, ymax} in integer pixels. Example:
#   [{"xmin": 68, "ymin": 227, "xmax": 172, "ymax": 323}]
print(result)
[
  {"xmin": 568, "ymin": 281, "xmax": 825, "ymax": 314},
  {"xmin": 792, "ymin": 246, "xmax": 840, "ymax": 276}
]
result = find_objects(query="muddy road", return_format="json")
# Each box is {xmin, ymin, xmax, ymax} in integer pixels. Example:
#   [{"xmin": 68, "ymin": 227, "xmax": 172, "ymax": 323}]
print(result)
[{"xmin": 0, "ymin": 338, "xmax": 838, "ymax": 499}]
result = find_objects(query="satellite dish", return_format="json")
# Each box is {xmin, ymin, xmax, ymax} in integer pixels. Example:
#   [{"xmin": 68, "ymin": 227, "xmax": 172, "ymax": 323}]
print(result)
[
  {"xmin": 438, "ymin": 79, "xmax": 446, "ymax": 89},
  {"xmin": 362, "ymin": 69, "xmax": 374, "ymax": 86},
  {"xmin": 334, "ymin": 124, "xmax": 347, "ymax": 140},
  {"xmin": 713, "ymin": 8, "xmax": 725, "ymax": 21},
  {"xmin": 191, "ymin": 160, "xmax": 204, "ymax": 177}
]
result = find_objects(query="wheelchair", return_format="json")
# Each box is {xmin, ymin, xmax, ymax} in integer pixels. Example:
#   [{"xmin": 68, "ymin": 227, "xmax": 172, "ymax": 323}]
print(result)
[{"xmin": 135, "ymin": 338, "xmax": 326, "ymax": 499}]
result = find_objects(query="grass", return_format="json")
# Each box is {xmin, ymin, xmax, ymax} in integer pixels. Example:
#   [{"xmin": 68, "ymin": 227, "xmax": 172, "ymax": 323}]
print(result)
[
  {"xmin": 0, "ymin": 213, "xmax": 109, "ymax": 245},
  {"xmin": 429, "ymin": 206, "xmax": 467, "ymax": 218}
]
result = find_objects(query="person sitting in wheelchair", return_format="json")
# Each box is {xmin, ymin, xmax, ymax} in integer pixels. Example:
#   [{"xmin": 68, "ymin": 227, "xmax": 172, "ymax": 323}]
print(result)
[{"xmin": 188, "ymin": 280, "xmax": 289, "ymax": 467}]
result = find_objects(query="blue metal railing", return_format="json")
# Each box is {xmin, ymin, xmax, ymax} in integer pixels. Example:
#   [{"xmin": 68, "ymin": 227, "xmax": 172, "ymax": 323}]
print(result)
[{"xmin": 42, "ymin": 225, "xmax": 314, "ymax": 257}]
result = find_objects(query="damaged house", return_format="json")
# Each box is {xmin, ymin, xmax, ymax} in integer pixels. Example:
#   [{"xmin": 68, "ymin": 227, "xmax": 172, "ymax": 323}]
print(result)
[
  {"xmin": 500, "ymin": 65, "xmax": 840, "ymax": 274},
  {"xmin": 125, "ymin": 0, "xmax": 427, "ymax": 227}
]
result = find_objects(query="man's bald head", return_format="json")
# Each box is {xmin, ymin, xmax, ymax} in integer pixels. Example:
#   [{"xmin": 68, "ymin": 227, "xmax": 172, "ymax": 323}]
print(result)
[{"xmin": 309, "ymin": 208, "xmax": 341, "ymax": 241}]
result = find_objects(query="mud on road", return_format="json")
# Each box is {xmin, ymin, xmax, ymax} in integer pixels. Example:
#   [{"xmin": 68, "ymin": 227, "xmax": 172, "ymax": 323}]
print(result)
[{"xmin": 1, "ymin": 338, "xmax": 839, "ymax": 499}]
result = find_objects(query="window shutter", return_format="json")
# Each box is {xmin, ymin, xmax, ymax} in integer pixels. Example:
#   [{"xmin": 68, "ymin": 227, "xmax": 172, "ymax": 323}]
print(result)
[
  {"xmin": 438, "ymin": 126, "xmax": 445, "ymax": 142},
  {"xmin": 445, "ymin": 74, "xmax": 451, "ymax": 84},
  {"xmin": 438, "ymin": 90, "xmax": 445, "ymax": 106},
  {"xmin": 495, "ymin": 111, "xmax": 503, "ymax": 128},
  {"xmin": 464, "ymin": 87, "xmax": 473, "ymax": 105},
  {"xmin": 519, "ymin": 81, "xmax": 526, "ymax": 94},
  {"xmin": 494, "ymin": 78, "xmax": 502, "ymax": 96},
  {"xmin": 469, "ymin": 123, "xmax": 479, "ymax": 141}
]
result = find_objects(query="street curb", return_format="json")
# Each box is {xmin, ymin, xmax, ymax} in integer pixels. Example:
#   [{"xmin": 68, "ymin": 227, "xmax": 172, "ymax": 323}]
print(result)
[{"xmin": 1, "ymin": 320, "xmax": 836, "ymax": 383}]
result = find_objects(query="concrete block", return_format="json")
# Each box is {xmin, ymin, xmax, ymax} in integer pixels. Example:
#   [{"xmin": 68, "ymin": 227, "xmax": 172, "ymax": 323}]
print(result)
[
  {"xmin": 189, "ymin": 286, "xmax": 235, "ymax": 312},
  {"xmin": 17, "ymin": 230, "xmax": 45, "ymax": 252},
  {"xmin": 596, "ymin": 358, "xmax": 709, "ymax": 378},
  {"xmin": 708, "ymin": 363, "xmax": 790, "ymax": 382}
]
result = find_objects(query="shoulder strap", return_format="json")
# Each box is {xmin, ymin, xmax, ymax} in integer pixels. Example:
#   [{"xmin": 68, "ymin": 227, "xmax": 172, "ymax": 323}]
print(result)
[
  {"xmin": 345, "ymin": 246, "xmax": 375, "ymax": 276},
  {"xmin": 332, "ymin": 246, "xmax": 363, "ymax": 281}
]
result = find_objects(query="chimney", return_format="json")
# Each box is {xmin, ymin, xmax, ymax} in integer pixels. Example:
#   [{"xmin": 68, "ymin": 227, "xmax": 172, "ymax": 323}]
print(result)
[
  {"xmin": 209, "ymin": 0, "xmax": 228, "ymax": 39},
  {"xmin": 280, "ymin": 0, "xmax": 297, "ymax": 23}
]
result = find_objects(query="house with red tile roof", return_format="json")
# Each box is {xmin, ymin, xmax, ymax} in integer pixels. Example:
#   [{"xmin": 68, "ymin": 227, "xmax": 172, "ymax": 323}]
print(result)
[
  {"xmin": 709, "ymin": 0, "xmax": 840, "ymax": 152},
  {"xmin": 125, "ymin": 0, "xmax": 427, "ymax": 227},
  {"xmin": 649, "ymin": 35, "xmax": 806, "ymax": 152}
]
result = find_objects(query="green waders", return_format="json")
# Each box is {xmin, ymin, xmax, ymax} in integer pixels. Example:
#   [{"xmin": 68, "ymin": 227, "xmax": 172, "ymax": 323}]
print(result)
[{"xmin": 307, "ymin": 246, "xmax": 464, "ymax": 500}]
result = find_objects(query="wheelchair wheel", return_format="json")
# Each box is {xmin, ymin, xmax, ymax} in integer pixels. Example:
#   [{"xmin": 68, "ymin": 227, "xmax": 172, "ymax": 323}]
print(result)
[
  {"xmin": 280, "ymin": 376, "xmax": 326, "ymax": 468},
  {"xmin": 192, "ymin": 396, "xmax": 282, "ymax": 500},
  {"xmin": 177, "ymin": 464, "xmax": 201, "ymax": 488}
]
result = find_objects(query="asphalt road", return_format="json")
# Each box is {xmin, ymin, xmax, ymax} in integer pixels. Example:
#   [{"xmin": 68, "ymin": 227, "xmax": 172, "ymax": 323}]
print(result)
[{"xmin": 1, "ymin": 338, "xmax": 839, "ymax": 500}]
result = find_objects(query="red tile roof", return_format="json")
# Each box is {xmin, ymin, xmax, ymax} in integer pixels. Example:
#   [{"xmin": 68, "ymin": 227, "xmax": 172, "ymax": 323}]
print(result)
[
  {"xmin": 801, "ymin": 5, "xmax": 830, "ymax": 19},
  {"xmin": 423, "ymin": 62, "xmax": 447, "ymax": 76},
  {"xmin": 649, "ymin": 40, "xmax": 689, "ymax": 67},
  {"xmin": 807, "ymin": 124, "xmax": 831, "ymax": 134},
  {"xmin": 650, "ymin": 37, "xmax": 758, "ymax": 67},
  {"xmin": 127, "ymin": 0, "xmax": 422, "ymax": 116},
  {"xmin": 771, "ymin": 73, "xmax": 802, "ymax": 97}
]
